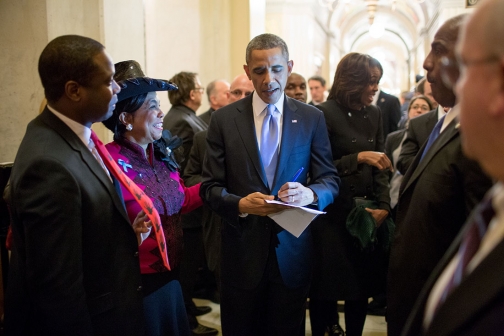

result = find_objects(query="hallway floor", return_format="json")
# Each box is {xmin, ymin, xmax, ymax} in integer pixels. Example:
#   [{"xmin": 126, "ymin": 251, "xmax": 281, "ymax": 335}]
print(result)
[{"xmin": 194, "ymin": 298, "xmax": 387, "ymax": 336}]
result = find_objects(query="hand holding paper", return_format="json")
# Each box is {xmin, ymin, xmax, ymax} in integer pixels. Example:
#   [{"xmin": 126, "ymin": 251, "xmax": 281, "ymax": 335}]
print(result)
[
  {"xmin": 238, "ymin": 192, "xmax": 290, "ymax": 216},
  {"xmin": 265, "ymin": 199, "xmax": 325, "ymax": 238}
]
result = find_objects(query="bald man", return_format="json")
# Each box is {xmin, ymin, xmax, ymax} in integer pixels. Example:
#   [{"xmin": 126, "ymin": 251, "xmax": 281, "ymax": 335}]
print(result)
[
  {"xmin": 227, "ymin": 73, "xmax": 254, "ymax": 104},
  {"xmin": 200, "ymin": 79, "xmax": 230, "ymax": 125}
]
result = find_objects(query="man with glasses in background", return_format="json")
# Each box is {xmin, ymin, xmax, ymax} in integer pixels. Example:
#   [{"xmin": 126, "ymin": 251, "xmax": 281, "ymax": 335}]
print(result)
[
  {"xmin": 227, "ymin": 73, "xmax": 255, "ymax": 104},
  {"xmin": 386, "ymin": 14, "xmax": 493, "ymax": 336},
  {"xmin": 199, "ymin": 79, "xmax": 230, "ymax": 125},
  {"xmin": 163, "ymin": 71, "xmax": 218, "ymax": 336}
]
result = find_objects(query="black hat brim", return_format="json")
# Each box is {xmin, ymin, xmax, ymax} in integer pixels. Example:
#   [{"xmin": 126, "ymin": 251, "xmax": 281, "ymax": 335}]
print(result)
[{"xmin": 117, "ymin": 77, "xmax": 178, "ymax": 103}]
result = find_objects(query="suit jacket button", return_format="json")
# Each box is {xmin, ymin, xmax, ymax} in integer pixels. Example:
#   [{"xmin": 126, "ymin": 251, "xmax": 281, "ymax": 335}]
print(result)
[
  {"xmin": 368, "ymin": 138, "xmax": 374, "ymax": 143},
  {"xmin": 350, "ymin": 185, "xmax": 356, "ymax": 191},
  {"xmin": 364, "ymin": 114, "xmax": 368, "ymax": 118},
  {"xmin": 137, "ymin": 286, "xmax": 142, "ymax": 291},
  {"xmin": 351, "ymin": 138, "xmax": 357, "ymax": 143},
  {"xmin": 134, "ymin": 252, "xmax": 139, "ymax": 257},
  {"xmin": 344, "ymin": 169, "xmax": 349, "ymax": 174}
]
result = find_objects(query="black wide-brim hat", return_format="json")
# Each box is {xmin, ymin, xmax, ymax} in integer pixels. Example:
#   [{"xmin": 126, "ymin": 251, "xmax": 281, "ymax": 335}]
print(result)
[
  {"xmin": 114, "ymin": 60, "xmax": 178, "ymax": 103},
  {"xmin": 103, "ymin": 60, "xmax": 178, "ymax": 133}
]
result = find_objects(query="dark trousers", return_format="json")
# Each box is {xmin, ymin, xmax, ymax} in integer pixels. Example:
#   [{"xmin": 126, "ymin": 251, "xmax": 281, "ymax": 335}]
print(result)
[
  {"xmin": 220, "ymin": 250, "xmax": 309, "ymax": 336},
  {"xmin": 310, "ymin": 299, "xmax": 368, "ymax": 336}
]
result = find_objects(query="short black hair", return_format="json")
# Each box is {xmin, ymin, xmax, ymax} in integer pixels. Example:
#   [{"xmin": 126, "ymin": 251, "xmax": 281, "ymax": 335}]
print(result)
[
  {"xmin": 38, "ymin": 35, "xmax": 104, "ymax": 104},
  {"xmin": 308, "ymin": 75, "xmax": 326, "ymax": 87},
  {"xmin": 246, "ymin": 34, "xmax": 289, "ymax": 64}
]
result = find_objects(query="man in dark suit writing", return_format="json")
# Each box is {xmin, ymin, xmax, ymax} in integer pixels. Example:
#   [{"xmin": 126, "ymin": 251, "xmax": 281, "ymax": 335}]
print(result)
[
  {"xmin": 4, "ymin": 35, "xmax": 145, "ymax": 335},
  {"xmin": 200, "ymin": 33, "xmax": 340, "ymax": 335}
]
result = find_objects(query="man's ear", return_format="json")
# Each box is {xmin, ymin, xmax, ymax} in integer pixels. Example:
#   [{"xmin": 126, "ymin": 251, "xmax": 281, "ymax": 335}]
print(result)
[
  {"xmin": 244, "ymin": 64, "xmax": 252, "ymax": 80},
  {"xmin": 65, "ymin": 81, "xmax": 81, "ymax": 102},
  {"xmin": 287, "ymin": 60, "xmax": 294, "ymax": 76}
]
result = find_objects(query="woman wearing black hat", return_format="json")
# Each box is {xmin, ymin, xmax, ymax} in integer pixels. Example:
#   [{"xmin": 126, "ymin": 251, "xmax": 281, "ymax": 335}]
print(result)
[
  {"xmin": 309, "ymin": 53, "xmax": 392, "ymax": 336},
  {"xmin": 103, "ymin": 61, "xmax": 202, "ymax": 336}
]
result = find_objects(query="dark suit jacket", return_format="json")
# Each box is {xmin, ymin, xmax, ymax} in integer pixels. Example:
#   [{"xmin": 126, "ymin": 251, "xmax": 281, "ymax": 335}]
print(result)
[
  {"xmin": 402, "ymin": 196, "xmax": 504, "ymax": 336},
  {"xmin": 198, "ymin": 108, "xmax": 214, "ymax": 126},
  {"xmin": 396, "ymin": 109, "xmax": 438, "ymax": 175},
  {"xmin": 5, "ymin": 108, "xmax": 144, "ymax": 335},
  {"xmin": 183, "ymin": 130, "xmax": 221, "ymax": 271},
  {"xmin": 164, "ymin": 104, "xmax": 208, "ymax": 229},
  {"xmin": 387, "ymin": 117, "xmax": 492, "ymax": 336},
  {"xmin": 200, "ymin": 94, "xmax": 340, "ymax": 289},
  {"xmin": 163, "ymin": 104, "xmax": 208, "ymax": 174},
  {"xmin": 385, "ymin": 129, "xmax": 407, "ymax": 169},
  {"xmin": 377, "ymin": 90, "xmax": 402, "ymax": 136}
]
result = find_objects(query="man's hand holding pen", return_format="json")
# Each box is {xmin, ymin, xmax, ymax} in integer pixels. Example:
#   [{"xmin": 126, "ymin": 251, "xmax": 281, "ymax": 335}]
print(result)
[{"xmin": 277, "ymin": 182, "xmax": 317, "ymax": 206}]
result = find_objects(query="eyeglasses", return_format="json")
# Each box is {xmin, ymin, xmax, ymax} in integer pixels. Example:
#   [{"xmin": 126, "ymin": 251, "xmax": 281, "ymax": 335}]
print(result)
[
  {"xmin": 440, "ymin": 55, "xmax": 500, "ymax": 89},
  {"xmin": 229, "ymin": 89, "xmax": 253, "ymax": 98},
  {"xmin": 193, "ymin": 87, "xmax": 205, "ymax": 93}
]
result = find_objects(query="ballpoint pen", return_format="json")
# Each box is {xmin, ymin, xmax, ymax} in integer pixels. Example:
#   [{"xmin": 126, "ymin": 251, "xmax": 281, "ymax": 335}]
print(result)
[{"xmin": 291, "ymin": 167, "xmax": 304, "ymax": 182}]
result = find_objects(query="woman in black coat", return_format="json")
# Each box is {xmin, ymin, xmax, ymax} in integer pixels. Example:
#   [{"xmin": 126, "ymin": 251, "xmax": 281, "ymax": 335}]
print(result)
[{"xmin": 310, "ymin": 53, "xmax": 392, "ymax": 336}]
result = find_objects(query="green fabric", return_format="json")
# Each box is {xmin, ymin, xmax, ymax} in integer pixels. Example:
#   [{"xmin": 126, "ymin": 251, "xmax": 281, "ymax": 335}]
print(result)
[{"xmin": 346, "ymin": 198, "xmax": 395, "ymax": 251}]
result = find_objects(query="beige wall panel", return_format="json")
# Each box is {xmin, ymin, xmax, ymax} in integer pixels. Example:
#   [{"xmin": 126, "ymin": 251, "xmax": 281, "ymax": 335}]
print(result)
[{"xmin": 0, "ymin": 0, "xmax": 48, "ymax": 162}]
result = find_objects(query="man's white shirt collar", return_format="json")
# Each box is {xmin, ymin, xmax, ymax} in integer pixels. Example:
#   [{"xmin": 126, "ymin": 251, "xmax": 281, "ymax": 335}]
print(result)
[{"xmin": 47, "ymin": 105, "xmax": 91, "ymax": 146}]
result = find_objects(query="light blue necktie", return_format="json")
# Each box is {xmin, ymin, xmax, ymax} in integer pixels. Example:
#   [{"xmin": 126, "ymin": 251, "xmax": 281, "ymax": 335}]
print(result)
[
  {"xmin": 260, "ymin": 104, "xmax": 279, "ymax": 188},
  {"xmin": 420, "ymin": 115, "xmax": 446, "ymax": 162}
]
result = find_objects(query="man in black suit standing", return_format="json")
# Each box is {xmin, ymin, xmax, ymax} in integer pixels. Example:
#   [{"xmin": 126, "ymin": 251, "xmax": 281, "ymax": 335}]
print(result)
[
  {"xmin": 308, "ymin": 75, "xmax": 326, "ymax": 105},
  {"xmin": 374, "ymin": 88, "xmax": 402, "ymax": 136},
  {"xmin": 199, "ymin": 79, "xmax": 230, "ymax": 125},
  {"xmin": 386, "ymin": 15, "xmax": 493, "ymax": 336},
  {"xmin": 402, "ymin": 1, "xmax": 504, "ymax": 334},
  {"xmin": 201, "ymin": 33, "xmax": 339, "ymax": 335},
  {"xmin": 163, "ymin": 71, "xmax": 218, "ymax": 335},
  {"xmin": 4, "ymin": 35, "xmax": 144, "ymax": 335}
]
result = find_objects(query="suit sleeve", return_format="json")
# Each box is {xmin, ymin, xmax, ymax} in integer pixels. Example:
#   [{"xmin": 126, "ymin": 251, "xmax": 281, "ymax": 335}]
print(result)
[
  {"xmin": 388, "ymin": 97, "xmax": 402, "ymax": 134},
  {"xmin": 397, "ymin": 123, "xmax": 420, "ymax": 175},
  {"xmin": 183, "ymin": 131, "xmax": 204, "ymax": 187},
  {"xmin": 384, "ymin": 133, "xmax": 396, "ymax": 182},
  {"xmin": 168, "ymin": 118, "xmax": 195, "ymax": 173},
  {"xmin": 12, "ymin": 157, "xmax": 92, "ymax": 335},
  {"xmin": 200, "ymin": 115, "xmax": 243, "ymax": 225}
]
